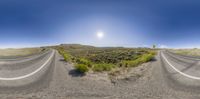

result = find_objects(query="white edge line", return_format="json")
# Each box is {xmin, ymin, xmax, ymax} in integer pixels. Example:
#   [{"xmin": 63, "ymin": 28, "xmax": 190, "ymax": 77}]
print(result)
[
  {"xmin": 161, "ymin": 51, "xmax": 200, "ymax": 80},
  {"xmin": 0, "ymin": 50, "xmax": 55, "ymax": 81}
]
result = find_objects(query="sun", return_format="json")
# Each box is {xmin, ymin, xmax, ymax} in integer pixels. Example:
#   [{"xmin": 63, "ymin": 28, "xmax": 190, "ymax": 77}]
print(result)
[{"xmin": 97, "ymin": 31, "xmax": 104, "ymax": 39}]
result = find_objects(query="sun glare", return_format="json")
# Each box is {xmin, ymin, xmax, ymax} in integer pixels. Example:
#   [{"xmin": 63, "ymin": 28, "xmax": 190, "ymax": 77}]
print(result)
[{"xmin": 97, "ymin": 31, "xmax": 104, "ymax": 39}]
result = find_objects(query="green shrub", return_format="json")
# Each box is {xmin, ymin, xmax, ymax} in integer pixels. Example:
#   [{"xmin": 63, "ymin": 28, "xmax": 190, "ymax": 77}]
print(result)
[
  {"xmin": 63, "ymin": 53, "xmax": 72, "ymax": 62},
  {"xmin": 121, "ymin": 53, "xmax": 155, "ymax": 67},
  {"xmin": 148, "ymin": 51, "xmax": 156, "ymax": 56},
  {"xmin": 140, "ymin": 53, "xmax": 154, "ymax": 62},
  {"xmin": 76, "ymin": 58, "xmax": 92, "ymax": 67},
  {"xmin": 75, "ymin": 64, "xmax": 89, "ymax": 73},
  {"xmin": 121, "ymin": 60, "xmax": 140, "ymax": 67},
  {"xmin": 58, "ymin": 48, "xmax": 72, "ymax": 62},
  {"xmin": 58, "ymin": 49, "xmax": 64, "ymax": 55},
  {"xmin": 92, "ymin": 63, "xmax": 114, "ymax": 72}
]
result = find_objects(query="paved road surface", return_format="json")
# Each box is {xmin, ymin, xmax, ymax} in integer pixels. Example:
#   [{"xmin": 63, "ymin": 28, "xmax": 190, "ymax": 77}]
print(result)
[{"xmin": 0, "ymin": 50, "xmax": 200, "ymax": 99}]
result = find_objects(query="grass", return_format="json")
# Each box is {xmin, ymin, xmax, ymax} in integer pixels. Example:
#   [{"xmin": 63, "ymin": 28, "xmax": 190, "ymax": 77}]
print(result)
[
  {"xmin": 92, "ymin": 63, "xmax": 115, "ymax": 72},
  {"xmin": 76, "ymin": 58, "xmax": 92, "ymax": 67},
  {"xmin": 58, "ymin": 48, "xmax": 72, "ymax": 62},
  {"xmin": 0, "ymin": 48, "xmax": 44, "ymax": 57},
  {"xmin": 171, "ymin": 48, "xmax": 200, "ymax": 56},
  {"xmin": 56, "ymin": 44, "xmax": 156, "ymax": 73},
  {"xmin": 121, "ymin": 52, "xmax": 155, "ymax": 68}
]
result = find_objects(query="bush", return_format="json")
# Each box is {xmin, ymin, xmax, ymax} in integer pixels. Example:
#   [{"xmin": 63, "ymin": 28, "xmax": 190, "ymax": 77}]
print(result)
[
  {"xmin": 148, "ymin": 51, "xmax": 156, "ymax": 56},
  {"xmin": 121, "ymin": 53, "xmax": 155, "ymax": 67},
  {"xmin": 76, "ymin": 58, "xmax": 92, "ymax": 67},
  {"xmin": 121, "ymin": 60, "xmax": 140, "ymax": 67},
  {"xmin": 58, "ymin": 48, "xmax": 72, "ymax": 62},
  {"xmin": 63, "ymin": 53, "xmax": 72, "ymax": 62},
  {"xmin": 75, "ymin": 64, "xmax": 89, "ymax": 73},
  {"xmin": 140, "ymin": 53, "xmax": 154, "ymax": 62},
  {"xmin": 92, "ymin": 63, "xmax": 114, "ymax": 72},
  {"xmin": 58, "ymin": 49, "xmax": 64, "ymax": 55}
]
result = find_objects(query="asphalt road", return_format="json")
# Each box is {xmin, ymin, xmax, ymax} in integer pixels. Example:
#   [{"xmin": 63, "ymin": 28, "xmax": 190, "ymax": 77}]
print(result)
[
  {"xmin": 1, "ymin": 50, "xmax": 200, "ymax": 98},
  {"xmin": 161, "ymin": 51, "xmax": 200, "ymax": 91},
  {"xmin": 0, "ymin": 49, "xmax": 55, "ymax": 88}
]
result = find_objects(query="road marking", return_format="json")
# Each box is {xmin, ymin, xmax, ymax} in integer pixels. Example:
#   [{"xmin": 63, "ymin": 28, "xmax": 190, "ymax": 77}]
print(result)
[
  {"xmin": 0, "ymin": 50, "xmax": 55, "ymax": 81},
  {"xmin": 161, "ymin": 51, "xmax": 200, "ymax": 80}
]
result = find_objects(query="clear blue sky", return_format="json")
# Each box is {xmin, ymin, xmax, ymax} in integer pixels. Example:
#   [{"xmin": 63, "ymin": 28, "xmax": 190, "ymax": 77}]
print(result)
[{"xmin": 0, "ymin": 0, "xmax": 200, "ymax": 48}]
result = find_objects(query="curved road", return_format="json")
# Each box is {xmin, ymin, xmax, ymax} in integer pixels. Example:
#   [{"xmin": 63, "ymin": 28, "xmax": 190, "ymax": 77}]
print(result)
[
  {"xmin": 0, "ymin": 49, "xmax": 55, "ymax": 87},
  {"xmin": 1, "ymin": 50, "xmax": 200, "ymax": 98},
  {"xmin": 160, "ymin": 51, "xmax": 200, "ymax": 90}
]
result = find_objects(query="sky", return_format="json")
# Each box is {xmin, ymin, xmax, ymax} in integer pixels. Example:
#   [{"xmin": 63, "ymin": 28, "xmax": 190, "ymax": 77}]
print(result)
[{"xmin": 0, "ymin": 0, "xmax": 200, "ymax": 48}]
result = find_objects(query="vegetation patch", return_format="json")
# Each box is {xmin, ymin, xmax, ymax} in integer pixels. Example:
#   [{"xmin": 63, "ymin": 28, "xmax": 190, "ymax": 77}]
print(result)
[
  {"xmin": 121, "ymin": 52, "xmax": 155, "ymax": 68},
  {"xmin": 56, "ymin": 44, "xmax": 156, "ymax": 74},
  {"xmin": 0, "ymin": 48, "xmax": 44, "ymax": 58},
  {"xmin": 76, "ymin": 58, "xmax": 92, "ymax": 67},
  {"xmin": 58, "ymin": 48, "xmax": 72, "ymax": 62},
  {"xmin": 75, "ymin": 64, "xmax": 89, "ymax": 73},
  {"xmin": 92, "ymin": 63, "xmax": 115, "ymax": 72},
  {"xmin": 171, "ymin": 48, "xmax": 200, "ymax": 56}
]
